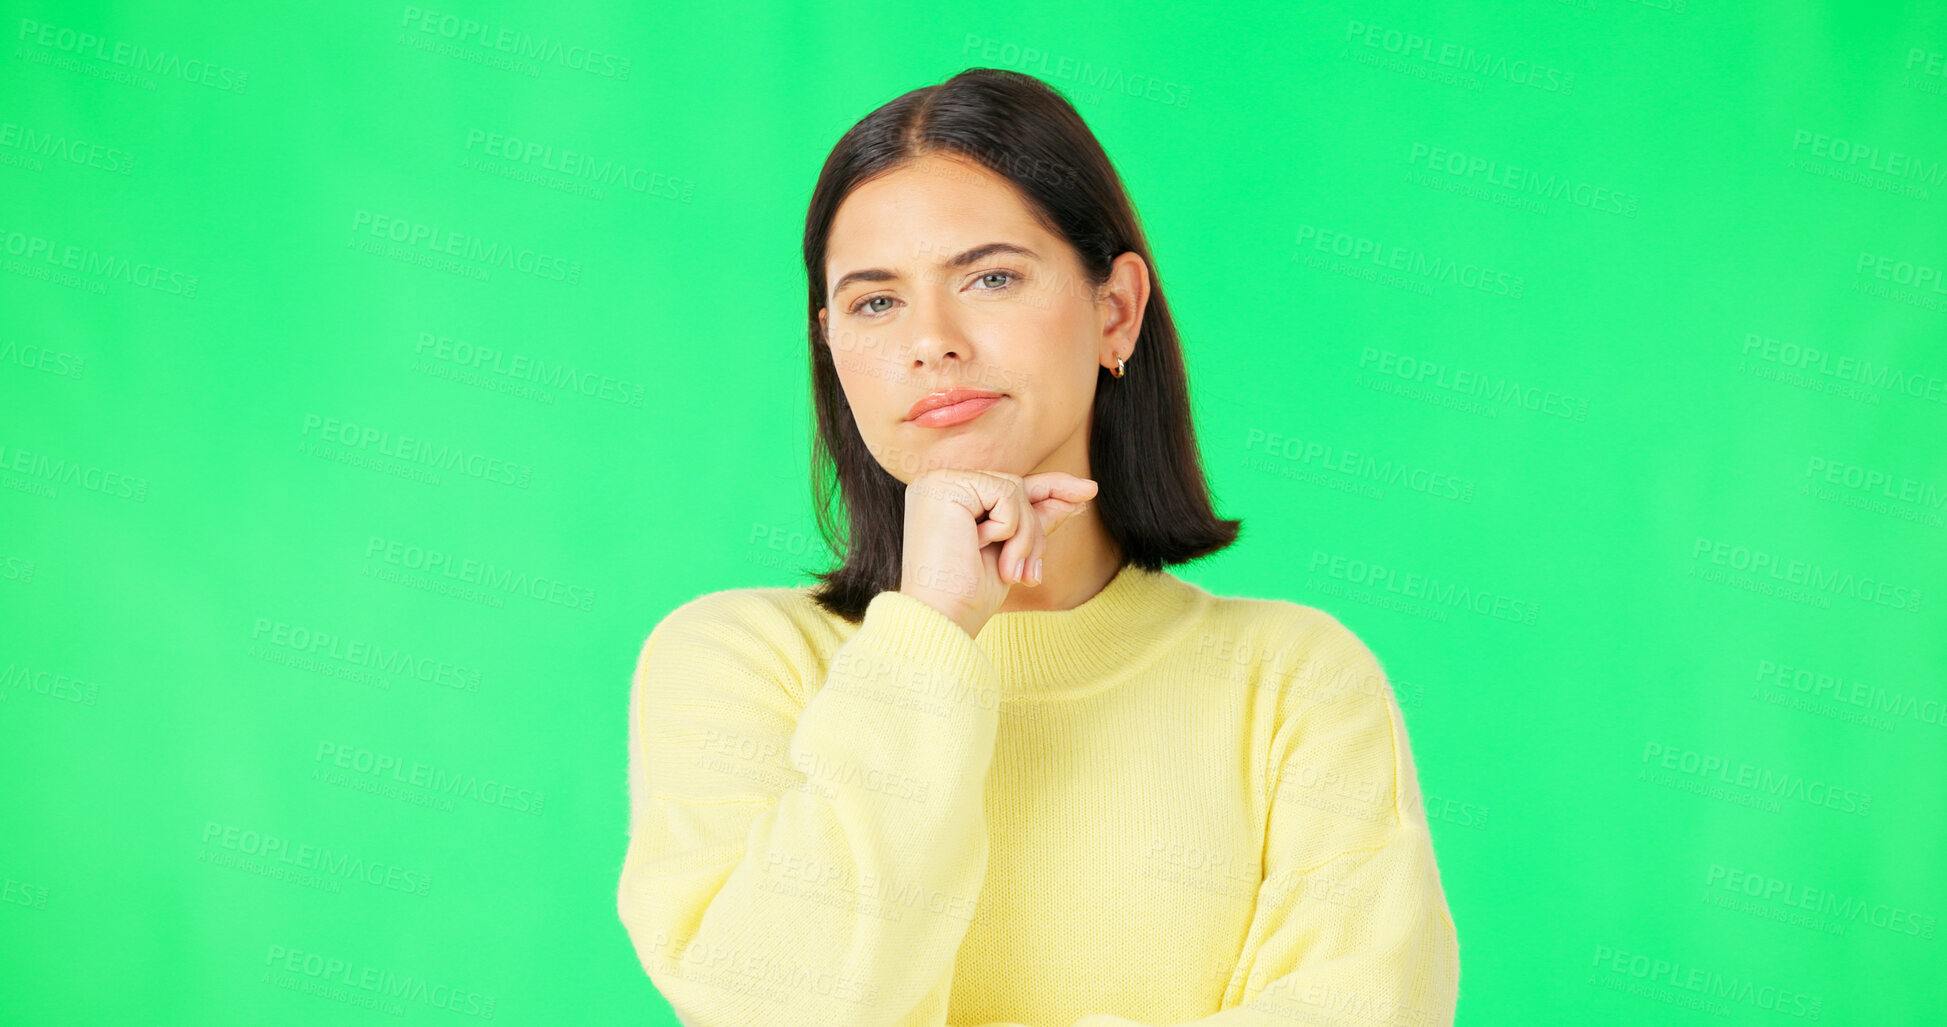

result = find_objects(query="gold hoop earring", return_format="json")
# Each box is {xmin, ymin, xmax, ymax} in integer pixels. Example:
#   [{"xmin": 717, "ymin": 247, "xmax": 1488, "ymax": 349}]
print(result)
[{"xmin": 1110, "ymin": 357, "xmax": 1126, "ymax": 378}]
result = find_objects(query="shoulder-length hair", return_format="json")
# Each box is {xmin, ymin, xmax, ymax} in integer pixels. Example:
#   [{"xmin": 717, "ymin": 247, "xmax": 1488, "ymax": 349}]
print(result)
[{"xmin": 801, "ymin": 67, "xmax": 1240, "ymax": 623}]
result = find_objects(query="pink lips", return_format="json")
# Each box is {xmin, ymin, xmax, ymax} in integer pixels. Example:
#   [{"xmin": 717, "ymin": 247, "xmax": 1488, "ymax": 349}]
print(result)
[
  {"xmin": 911, "ymin": 396, "xmax": 1001, "ymax": 428},
  {"xmin": 906, "ymin": 389, "xmax": 1003, "ymax": 428}
]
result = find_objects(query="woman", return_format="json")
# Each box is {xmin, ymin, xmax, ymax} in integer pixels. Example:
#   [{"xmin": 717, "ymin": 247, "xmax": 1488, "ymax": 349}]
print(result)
[{"xmin": 617, "ymin": 67, "xmax": 1459, "ymax": 1027}]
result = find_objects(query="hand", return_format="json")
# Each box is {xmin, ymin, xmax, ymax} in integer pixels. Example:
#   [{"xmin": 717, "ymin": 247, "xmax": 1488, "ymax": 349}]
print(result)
[{"xmin": 898, "ymin": 468, "xmax": 1099, "ymax": 638}]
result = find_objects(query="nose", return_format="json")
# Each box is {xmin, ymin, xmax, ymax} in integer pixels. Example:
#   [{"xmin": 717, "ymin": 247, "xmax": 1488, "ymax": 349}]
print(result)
[{"xmin": 904, "ymin": 294, "xmax": 973, "ymax": 372}]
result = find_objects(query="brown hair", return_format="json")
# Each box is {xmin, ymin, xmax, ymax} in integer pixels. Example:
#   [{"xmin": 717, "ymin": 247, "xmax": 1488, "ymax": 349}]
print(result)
[{"xmin": 802, "ymin": 67, "xmax": 1239, "ymax": 623}]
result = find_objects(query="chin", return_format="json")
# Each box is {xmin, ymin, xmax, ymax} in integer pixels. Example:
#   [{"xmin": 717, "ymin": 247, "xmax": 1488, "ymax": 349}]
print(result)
[{"xmin": 916, "ymin": 447, "xmax": 1024, "ymax": 478}]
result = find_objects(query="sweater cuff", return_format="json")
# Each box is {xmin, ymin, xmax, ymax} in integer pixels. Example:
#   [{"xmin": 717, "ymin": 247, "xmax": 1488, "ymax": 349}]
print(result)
[{"xmin": 849, "ymin": 589, "xmax": 1004, "ymax": 713}]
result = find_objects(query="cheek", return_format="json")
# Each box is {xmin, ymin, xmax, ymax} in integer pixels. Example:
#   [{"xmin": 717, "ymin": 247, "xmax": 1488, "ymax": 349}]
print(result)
[
  {"xmin": 830, "ymin": 338, "xmax": 869, "ymax": 377},
  {"xmin": 1012, "ymin": 329, "xmax": 1100, "ymax": 407},
  {"xmin": 835, "ymin": 368, "xmax": 908, "ymax": 445},
  {"xmin": 833, "ymin": 339, "xmax": 909, "ymax": 397},
  {"xmin": 832, "ymin": 349, "xmax": 879, "ymax": 394}
]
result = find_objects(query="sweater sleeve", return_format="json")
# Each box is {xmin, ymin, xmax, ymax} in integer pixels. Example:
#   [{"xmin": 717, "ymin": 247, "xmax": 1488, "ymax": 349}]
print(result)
[
  {"xmin": 617, "ymin": 587, "xmax": 1021, "ymax": 1027},
  {"xmin": 1065, "ymin": 616, "xmax": 1461, "ymax": 1027}
]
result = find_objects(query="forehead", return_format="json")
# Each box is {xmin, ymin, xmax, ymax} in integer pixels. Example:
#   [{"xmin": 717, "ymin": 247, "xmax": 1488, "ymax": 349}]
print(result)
[{"xmin": 826, "ymin": 156, "xmax": 1048, "ymax": 272}]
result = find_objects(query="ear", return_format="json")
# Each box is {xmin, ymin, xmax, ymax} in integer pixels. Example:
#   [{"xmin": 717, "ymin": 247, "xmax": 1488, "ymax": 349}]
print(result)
[
  {"xmin": 817, "ymin": 307, "xmax": 827, "ymax": 345},
  {"xmin": 1097, "ymin": 252, "xmax": 1151, "ymax": 367}
]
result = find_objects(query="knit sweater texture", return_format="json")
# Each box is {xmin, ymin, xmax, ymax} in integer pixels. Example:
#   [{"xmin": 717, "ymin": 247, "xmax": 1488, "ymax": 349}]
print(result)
[{"xmin": 617, "ymin": 563, "xmax": 1460, "ymax": 1026}]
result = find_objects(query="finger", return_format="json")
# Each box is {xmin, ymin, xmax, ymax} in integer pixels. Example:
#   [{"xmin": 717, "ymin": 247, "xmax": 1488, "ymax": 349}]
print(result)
[
  {"xmin": 999, "ymin": 483, "xmax": 1041, "ymax": 584},
  {"xmin": 1023, "ymin": 473, "xmax": 1098, "ymax": 503},
  {"xmin": 1019, "ymin": 489, "xmax": 1045, "ymax": 585},
  {"xmin": 976, "ymin": 506, "xmax": 1026, "ymax": 549},
  {"xmin": 958, "ymin": 474, "xmax": 1022, "ymax": 582},
  {"xmin": 1033, "ymin": 497, "xmax": 1088, "ymax": 537},
  {"xmin": 971, "ymin": 474, "xmax": 1022, "ymax": 550},
  {"xmin": 998, "ymin": 521, "xmax": 1027, "ymax": 584},
  {"xmin": 1030, "ymin": 497, "xmax": 1072, "ymax": 533},
  {"xmin": 1022, "ymin": 485, "xmax": 1046, "ymax": 584}
]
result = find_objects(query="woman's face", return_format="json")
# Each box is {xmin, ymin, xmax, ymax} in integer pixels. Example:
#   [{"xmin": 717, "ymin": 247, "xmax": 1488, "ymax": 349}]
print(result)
[{"xmin": 819, "ymin": 152, "xmax": 1146, "ymax": 485}]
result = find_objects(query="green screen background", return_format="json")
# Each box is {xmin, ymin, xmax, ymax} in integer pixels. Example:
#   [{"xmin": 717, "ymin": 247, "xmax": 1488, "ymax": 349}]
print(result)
[{"xmin": 4, "ymin": 1, "xmax": 1943, "ymax": 1024}]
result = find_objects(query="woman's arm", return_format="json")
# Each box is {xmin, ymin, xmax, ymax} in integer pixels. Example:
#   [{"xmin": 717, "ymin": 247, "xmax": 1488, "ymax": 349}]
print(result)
[
  {"xmin": 617, "ymin": 587, "xmax": 1010, "ymax": 1027},
  {"xmin": 1068, "ymin": 615, "xmax": 1461, "ymax": 1027}
]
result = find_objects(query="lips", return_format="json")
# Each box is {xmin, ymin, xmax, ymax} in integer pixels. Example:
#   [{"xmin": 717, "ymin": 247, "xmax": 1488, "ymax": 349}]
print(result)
[
  {"xmin": 906, "ymin": 388, "xmax": 1003, "ymax": 423},
  {"xmin": 910, "ymin": 395, "xmax": 1001, "ymax": 428}
]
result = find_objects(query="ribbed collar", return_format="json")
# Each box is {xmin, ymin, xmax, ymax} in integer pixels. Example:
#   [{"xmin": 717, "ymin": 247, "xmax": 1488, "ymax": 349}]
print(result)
[{"xmin": 972, "ymin": 563, "xmax": 1206, "ymax": 701}]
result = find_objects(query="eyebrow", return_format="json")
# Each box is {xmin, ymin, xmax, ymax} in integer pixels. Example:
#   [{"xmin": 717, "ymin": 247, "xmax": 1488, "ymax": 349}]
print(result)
[{"xmin": 829, "ymin": 242, "xmax": 1042, "ymax": 300}]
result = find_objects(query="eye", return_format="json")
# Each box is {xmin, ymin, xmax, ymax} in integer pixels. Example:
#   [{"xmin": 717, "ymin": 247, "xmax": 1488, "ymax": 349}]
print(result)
[
  {"xmin": 845, "ymin": 269, "xmax": 1027, "ymax": 319},
  {"xmin": 973, "ymin": 269, "xmax": 1023, "ymax": 291},
  {"xmin": 848, "ymin": 294, "xmax": 896, "ymax": 318}
]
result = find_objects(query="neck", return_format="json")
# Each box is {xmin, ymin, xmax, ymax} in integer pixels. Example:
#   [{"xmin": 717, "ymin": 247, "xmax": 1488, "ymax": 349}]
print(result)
[
  {"xmin": 993, "ymin": 504, "xmax": 1123, "ymax": 614},
  {"xmin": 969, "ymin": 560, "xmax": 1206, "ymax": 699}
]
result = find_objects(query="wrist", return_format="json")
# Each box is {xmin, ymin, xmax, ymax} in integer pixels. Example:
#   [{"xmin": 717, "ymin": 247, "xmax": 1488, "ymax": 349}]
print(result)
[{"xmin": 899, "ymin": 588, "xmax": 984, "ymax": 639}]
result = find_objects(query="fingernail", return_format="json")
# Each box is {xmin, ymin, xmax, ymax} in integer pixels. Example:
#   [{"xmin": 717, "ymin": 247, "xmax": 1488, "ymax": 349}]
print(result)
[{"xmin": 1031, "ymin": 557, "xmax": 1043, "ymax": 584}]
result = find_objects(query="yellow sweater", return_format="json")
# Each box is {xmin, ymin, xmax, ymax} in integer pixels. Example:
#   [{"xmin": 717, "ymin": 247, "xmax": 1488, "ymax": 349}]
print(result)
[{"xmin": 617, "ymin": 564, "xmax": 1459, "ymax": 1026}]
